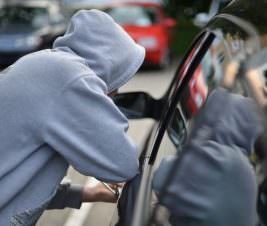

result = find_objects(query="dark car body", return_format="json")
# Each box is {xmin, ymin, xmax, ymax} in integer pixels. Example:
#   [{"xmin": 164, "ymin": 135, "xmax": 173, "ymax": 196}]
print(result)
[
  {"xmin": 0, "ymin": 0, "xmax": 67, "ymax": 67},
  {"xmin": 111, "ymin": 0, "xmax": 267, "ymax": 225}
]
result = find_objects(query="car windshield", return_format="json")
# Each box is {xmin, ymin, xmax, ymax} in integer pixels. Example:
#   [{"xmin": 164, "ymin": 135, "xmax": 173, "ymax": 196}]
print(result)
[
  {"xmin": 106, "ymin": 6, "xmax": 158, "ymax": 26},
  {"xmin": 0, "ymin": 6, "xmax": 49, "ymax": 28},
  {"xmin": 63, "ymin": 0, "xmax": 113, "ymax": 5}
]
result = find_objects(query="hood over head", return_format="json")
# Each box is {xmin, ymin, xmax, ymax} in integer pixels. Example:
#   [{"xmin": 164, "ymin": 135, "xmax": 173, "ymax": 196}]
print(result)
[
  {"xmin": 53, "ymin": 9, "xmax": 145, "ymax": 93},
  {"xmin": 190, "ymin": 88, "xmax": 263, "ymax": 156}
]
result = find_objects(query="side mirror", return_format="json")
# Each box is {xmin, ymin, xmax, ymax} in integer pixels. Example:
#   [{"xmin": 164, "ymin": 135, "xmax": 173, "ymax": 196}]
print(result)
[
  {"xmin": 163, "ymin": 18, "xmax": 177, "ymax": 29},
  {"xmin": 113, "ymin": 92, "xmax": 164, "ymax": 120}
]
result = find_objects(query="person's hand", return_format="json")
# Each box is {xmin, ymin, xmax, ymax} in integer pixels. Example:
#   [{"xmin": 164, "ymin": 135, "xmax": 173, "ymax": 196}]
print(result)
[{"xmin": 82, "ymin": 182, "xmax": 123, "ymax": 203}]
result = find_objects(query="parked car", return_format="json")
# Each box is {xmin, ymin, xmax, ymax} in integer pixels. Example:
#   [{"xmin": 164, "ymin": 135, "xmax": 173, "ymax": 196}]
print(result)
[
  {"xmin": 110, "ymin": 0, "xmax": 267, "ymax": 225},
  {"xmin": 61, "ymin": 0, "xmax": 113, "ymax": 16},
  {"xmin": 105, "ymin": 1, "xmax": 176, "ymax": 69},
  {"xmin": 0, "ymin": 0, "xmax": 67, "ymax": 67},
  {"xmin": 63, "ymin": 0, "xmax": 176, "ymax": 69}
]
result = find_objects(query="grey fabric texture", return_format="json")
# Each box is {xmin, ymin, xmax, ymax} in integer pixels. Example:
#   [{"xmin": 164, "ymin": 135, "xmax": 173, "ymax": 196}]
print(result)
[
  {"xmin": 153, "ymin": 88, "xmax": 263, "ymax": 226},
  {"xmin": 0, "ymin": 10, "xmax": 144, "ymax": 225}
]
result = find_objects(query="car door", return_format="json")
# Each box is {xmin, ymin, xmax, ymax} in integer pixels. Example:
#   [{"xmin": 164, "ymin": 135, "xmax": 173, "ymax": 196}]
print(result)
[
  {"xmin": 137, "ymin": 15, "xmax": 262, "ymax": 226},
  {"xmin": 111, "ymin": 4, "xmax": 263, "ymax": 226},
  {"xmin": 130, "ymin": 31, "xmax": 218, "ymax": 226},
  {"xmin": 110, "ymin": 31, "xmax": 212, "ymax": 226}
]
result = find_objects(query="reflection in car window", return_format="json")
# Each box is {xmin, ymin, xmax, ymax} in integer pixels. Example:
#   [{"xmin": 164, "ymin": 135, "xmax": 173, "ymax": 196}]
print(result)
[
  {"xmin": 148, "ymin": 36, "xmax": 230, "ymax": 225},
  {"xmin": 0, "ymin": 6, "xmax": 49, "ymax": 28},
  {"xmin": 165, "ymin": 36, "xmax": 228, "ymax": 157},
  {"xmin": 106, "ymin": 6, "xmax": 158, "ymax": 26},
  {"xmin": 179, "ymin": 37, "xmax": 227, "ymax": 119},
  {"xmin": 167, "ymin": 108, "xmax": 187, "ymax": 152},
  {"xmin": 150, "ymin": 32, "xmax": 259, "ymax": 224},
  {"xmin": 209, "ymin": 18, "xmax": 254, "ymax": 58}
]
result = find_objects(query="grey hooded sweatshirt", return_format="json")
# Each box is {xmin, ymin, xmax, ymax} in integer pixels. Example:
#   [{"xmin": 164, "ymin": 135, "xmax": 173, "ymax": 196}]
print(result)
[
  {"xmin": 153, "ymin": 88, "xmax": 263, "ymax": 226},
  {"xmin": 0, "ymin": 10, "xmax": 145, "ymax": 225}
]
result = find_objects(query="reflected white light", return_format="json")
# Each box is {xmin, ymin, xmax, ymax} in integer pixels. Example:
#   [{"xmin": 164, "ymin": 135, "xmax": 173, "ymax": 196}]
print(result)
[
  {"xmin": 15, "ymin": 36, "xmax": 42, "ymax": 48},
  {"xmin": 138, "ymin": 37, "xmax": 158, "ymax": 50}
]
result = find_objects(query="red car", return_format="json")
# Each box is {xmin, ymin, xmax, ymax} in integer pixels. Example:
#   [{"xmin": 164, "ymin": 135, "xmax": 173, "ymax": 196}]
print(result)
[{"xmin": 105, "ymin": 1, "xmax": 176, "ymax": 68}]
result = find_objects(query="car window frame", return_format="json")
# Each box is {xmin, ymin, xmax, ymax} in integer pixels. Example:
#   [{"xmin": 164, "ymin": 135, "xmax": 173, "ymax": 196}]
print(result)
[{"xmin": 130, "ymin": 31, "xmax": 216, "ymax": 226}]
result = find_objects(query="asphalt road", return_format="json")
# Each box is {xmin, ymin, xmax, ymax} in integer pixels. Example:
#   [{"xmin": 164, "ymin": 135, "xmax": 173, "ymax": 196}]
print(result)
[{"xmin": 37, "ymin": 63, "xmax": 177, "ymax": 226}]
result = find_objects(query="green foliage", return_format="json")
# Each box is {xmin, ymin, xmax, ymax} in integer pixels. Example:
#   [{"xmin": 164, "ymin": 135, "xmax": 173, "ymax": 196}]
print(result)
[
  {"xmin": 162, "ymin": 0, "xmax": 207, "ymax": 56},
  {"xmin": 163, "ymin": 0, "xmax": 211, "ymax": 17},
  {"xmin": 171, "ymin": 17, "xmax": 200, "ymax": 56}
]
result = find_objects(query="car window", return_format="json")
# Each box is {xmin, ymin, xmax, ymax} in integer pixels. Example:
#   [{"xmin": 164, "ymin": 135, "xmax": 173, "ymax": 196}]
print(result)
[
  {"xmin": 149, "ymin": 26, "xmax": 261, "ymax": 224},
  {"xmin": 179, "ymin": 38, "xmax": 226, "ymax": 117},
  {"xmin": 161, "ymin": 35, "xmax": 229, "ymax": 164},
  {"xmin": 106, "ymin": 6, "xmax": 159, "ymax": 26},
  {"xmin": 0, "ymin": 6, "xmax": 49, "ymax": 28},
  {"xmin": 146, "ymin": 37, "xmax": 227, "ymax": 225}
]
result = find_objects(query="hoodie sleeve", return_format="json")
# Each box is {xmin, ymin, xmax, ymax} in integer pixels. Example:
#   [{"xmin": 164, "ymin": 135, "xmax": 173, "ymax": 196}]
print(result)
[{"xmin": 42, "ymin": 74, "xmax": 139, "ymax": 183}]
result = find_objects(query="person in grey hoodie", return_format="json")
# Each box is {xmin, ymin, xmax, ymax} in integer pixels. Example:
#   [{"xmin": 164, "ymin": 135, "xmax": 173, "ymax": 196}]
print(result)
[
  {"xmin": 153, "ymin": 88, "xmax": 263, "ymax": 226},
  {"xmin": 0, "ymin": 9, "xmax": 145, "ymax": 226}
]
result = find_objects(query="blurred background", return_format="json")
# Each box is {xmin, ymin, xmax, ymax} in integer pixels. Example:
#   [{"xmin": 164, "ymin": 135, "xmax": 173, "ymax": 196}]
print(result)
[{"xmin": 0, "ymin": 0, "xmax": 231, "ymax": 69}]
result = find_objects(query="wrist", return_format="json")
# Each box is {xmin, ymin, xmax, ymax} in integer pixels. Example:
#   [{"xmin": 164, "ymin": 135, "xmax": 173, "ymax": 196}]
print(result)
[{"xmin": 82, "ymin": 186, "xmax": 97, "ymax": 202}]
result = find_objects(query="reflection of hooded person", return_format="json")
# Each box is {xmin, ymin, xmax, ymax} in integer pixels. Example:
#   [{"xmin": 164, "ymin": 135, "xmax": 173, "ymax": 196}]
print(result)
[
  {"xmin": 153, "ymin": 88, "xmax": 263, "ymax": 226},
  {"xmin": 0, "ymin": 10, "xmax": 145, "ymax": 225}
]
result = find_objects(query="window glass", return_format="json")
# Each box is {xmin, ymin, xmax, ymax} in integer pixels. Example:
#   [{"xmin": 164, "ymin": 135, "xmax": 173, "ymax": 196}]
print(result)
[
  {"xmin": 0, "ymin": 6, "xmax": 49, "ymax": 28},
  {"xmin": 179, "ymin": 38, "xmax": 226, "ymax": 119},
  {"xmin": 150, "ymin": 35, "xmax": 231, "ymax": 225},
  {"xmin": 106, "ymin": 6, "xmax": 158, "ymax": 26},
  {"xmin": 148, "ymin": 12, "xmax": 266, "ymax": 221},
  {"xmin": 165, "ymin": 36, "xmax": 228, "ymax": 153}
]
